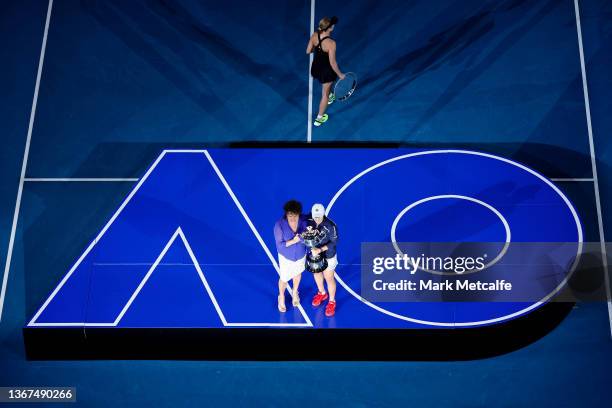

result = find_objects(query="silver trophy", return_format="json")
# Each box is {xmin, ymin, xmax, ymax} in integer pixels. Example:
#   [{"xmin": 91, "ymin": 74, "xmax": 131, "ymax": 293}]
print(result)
[{"xmin": 301, "ymin": 226, "xmax": 328, "ymax": 273}]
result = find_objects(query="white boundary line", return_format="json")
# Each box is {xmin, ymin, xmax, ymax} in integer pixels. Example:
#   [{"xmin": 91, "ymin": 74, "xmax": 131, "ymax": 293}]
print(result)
[
  {"xmin": 0, "ymin": 0, "xmax": 54, "ymax": 322},
  {"xmin": 326, "ymin": 150, "xmax": 583, "ymax": 327},
  {"xmin": 28, "ymin": 150, "xmax": 312, "ymax": 328},
  {"xmin": 573, "ymin": 0, "xmax": 612, "ymax": 337},
  {"xmin": 24, "ymin": 178, "xmax": 139, "ymax": 182},
  {"xmin": 307, "ymin": 0, "xmax": 315, "ymax": 143}
]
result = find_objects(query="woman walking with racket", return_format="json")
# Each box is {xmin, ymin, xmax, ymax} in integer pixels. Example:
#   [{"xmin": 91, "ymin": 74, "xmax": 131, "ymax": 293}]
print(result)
[{"xmin": 307, "ymin": 16, "xmax": 345, "ymax": 127}]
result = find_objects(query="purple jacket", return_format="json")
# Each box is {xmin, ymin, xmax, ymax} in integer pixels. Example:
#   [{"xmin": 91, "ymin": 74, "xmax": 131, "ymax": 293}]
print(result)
[{"xmin": 274, "ymin": 216, "xmax": 308, "ymax": 261}]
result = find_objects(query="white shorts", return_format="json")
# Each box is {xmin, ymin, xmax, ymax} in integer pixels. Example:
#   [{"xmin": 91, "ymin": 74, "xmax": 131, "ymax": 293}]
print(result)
[
  {"xmin": 278, "ymin": 254, "xmax": 306, "ymax": 282},
  {"xmin": 325, "ymin": 255, "xmax": 338, "ymax": 272}
]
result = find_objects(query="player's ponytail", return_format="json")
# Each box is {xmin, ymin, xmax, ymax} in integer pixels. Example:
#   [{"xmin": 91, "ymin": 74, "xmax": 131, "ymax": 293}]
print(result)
[
  {"xmin": 318, "ymin": 16, "xmax": 338, "ymax": 32},
  {"xmin": 318, "ymin": 17, "xmax": 332, "ymax": 32}
]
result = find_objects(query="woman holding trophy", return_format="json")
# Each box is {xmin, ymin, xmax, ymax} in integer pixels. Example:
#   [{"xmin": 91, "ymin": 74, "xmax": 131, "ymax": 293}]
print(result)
[
  {"xmin": 273, "ymin": 200, "xmax": 308, "ymax": 312},
  {"xmin": 305, "ymin": 203, "xmax": 339, "ymax": 317}
]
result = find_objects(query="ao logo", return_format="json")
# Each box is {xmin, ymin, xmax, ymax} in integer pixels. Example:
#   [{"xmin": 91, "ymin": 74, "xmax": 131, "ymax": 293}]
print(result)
[{"xmin": 28, "ymin": 149, "xmax": 582, "ymax": 328}]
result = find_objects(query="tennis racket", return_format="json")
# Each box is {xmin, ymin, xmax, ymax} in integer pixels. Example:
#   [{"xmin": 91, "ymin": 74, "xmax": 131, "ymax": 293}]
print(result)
[{"xmin": 333, "ymin": 72, "xmax": 357, "ymax": 101}]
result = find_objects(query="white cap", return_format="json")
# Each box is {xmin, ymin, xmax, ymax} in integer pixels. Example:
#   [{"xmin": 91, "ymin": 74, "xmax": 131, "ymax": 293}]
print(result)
[{"xmin": 311, "ymin": 203, "xmax": 325, "ymax": 218}]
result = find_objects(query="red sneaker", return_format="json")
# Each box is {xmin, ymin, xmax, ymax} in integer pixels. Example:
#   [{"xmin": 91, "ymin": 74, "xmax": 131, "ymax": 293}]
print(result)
[
  {"xmin": 325, "ymin": 301, "xmax": 336, "ymax": 317},
  {"xmin": 312, "ymin": 292, "xmax": 328, "ymax": 307}
]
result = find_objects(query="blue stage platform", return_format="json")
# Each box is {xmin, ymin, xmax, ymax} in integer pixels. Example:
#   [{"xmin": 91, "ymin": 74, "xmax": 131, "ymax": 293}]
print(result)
[{"xmin": 24, "ymin": 149, "xmax": 581, "ymax": 336}]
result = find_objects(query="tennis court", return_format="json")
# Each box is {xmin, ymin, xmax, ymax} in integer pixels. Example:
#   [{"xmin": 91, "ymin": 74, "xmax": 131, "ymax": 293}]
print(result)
[{"xmin": 1, "ymin": 0, "xmax": 611, "ymax": 406}]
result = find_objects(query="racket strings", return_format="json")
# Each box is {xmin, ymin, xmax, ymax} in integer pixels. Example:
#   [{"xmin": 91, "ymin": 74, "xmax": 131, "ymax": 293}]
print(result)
[{"xmin": 334, "ymin": 72, "xmax": 357, "ymax": 101}]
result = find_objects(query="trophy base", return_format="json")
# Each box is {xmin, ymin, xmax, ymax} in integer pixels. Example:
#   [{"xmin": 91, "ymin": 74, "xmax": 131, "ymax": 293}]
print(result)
[{"xmin": 305, "ymin": 254, "xmax": 328, "ymax": 273}]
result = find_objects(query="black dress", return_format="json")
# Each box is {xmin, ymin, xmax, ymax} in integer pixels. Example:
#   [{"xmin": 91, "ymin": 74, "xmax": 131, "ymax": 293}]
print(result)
[{"xmin": 310, "ymin": 32, "xmax": 338, "ymax": 84}]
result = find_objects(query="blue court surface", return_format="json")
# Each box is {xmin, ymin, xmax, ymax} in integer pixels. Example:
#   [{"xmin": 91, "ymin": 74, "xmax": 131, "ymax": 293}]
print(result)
[
  {"xmin": 27, "ymin": 149, "xmax": 581, "ymax": 330},
  {"xmin": 2, "ymin": 0, "xmax": 612, "ymax": 406}
]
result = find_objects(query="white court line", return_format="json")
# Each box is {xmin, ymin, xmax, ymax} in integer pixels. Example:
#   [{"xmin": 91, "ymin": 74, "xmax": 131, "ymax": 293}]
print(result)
[
  {"xmin": 24, "ymin": 178, "xmax": 139, "ymax": 182},
  {"xmin": 550, "ymin": 178, "xmax": 594, "ymax": 182},
  {"xmin": 307, "ymin": 0, "xmax": 315, "ymax": 143},
  {"xmin": 0, "ymin": 0, "xmax": 54, "ymax": 322},
  {"xmin": 574, "ymin": 0, "xmax": 612, "ymax": 338}
]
